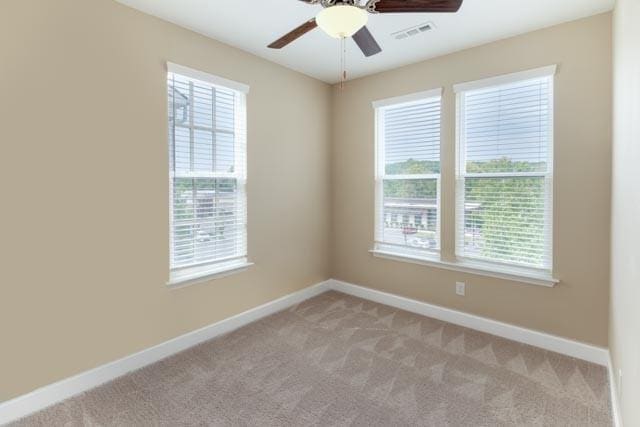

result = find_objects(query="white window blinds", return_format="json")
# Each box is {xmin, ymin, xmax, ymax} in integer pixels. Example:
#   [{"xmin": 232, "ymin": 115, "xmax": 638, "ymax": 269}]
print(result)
[
  {"xmin": 455, "ymin": 68, "xmax": 554, "ymax": 271},
  {"xmin": 167, "ymin": 64, "xmax": 248, "ymax": 281},
  {"xmin": 374, "ymin": 90, "xmax": 442, "ymax": 258}
]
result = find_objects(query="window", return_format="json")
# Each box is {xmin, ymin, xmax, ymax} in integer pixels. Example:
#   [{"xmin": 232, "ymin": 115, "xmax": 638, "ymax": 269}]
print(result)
[
  {"xmin": 455, "ymin": 66, "xmax": 555, "ymax": 273},
  {"xmin": 374, "ymin": 89, "xmax": 442, "ymax": 259},
  {"xmin": 167, "ymin": 63, "xmax": 249, "ymax": 284}
]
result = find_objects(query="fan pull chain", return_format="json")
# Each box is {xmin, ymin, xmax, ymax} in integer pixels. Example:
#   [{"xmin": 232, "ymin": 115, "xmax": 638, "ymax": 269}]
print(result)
[{"xmin": 340, "ymin": 36, "xmax": 347, "ymax": 90}]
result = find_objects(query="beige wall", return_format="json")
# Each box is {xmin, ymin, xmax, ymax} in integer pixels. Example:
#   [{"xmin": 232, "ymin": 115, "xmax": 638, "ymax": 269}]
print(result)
[
  {"xmin": 0, "ymin": 0, "xmax": 331, "ymax": 401},
  {"xmin": 331, "ymin": 13, "xmax": 612, "ymax": 347},
  {"xmin": 610, "ymin": 0, "xmax": 640, "ymax": 425},
  {"xmin": 0, "ymin": 0, "xmax": 617, "ymax": 404}
]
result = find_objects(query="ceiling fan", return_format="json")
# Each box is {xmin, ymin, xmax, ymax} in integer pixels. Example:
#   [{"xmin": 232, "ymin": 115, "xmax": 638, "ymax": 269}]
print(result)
[{"xmin": 268, "ymin": 0, "xmax": 464, "ymax": 58}]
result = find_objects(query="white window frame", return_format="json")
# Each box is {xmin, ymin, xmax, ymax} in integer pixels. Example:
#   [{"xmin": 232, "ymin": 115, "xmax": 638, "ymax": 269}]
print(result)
[
  {"xmin": 372, "ymin": 88, "xmax": 443, "ymax": 261},
  {"xmin": 166, "ymin": 63, "xmax": 252, "ymax": 287},
  {"xmin": 453, "ymin": 65, "xmax": 557, "ymax": 281},
  {"xmin": 370, "ymin": 68, "xmax": 560, "ymax": 287}
]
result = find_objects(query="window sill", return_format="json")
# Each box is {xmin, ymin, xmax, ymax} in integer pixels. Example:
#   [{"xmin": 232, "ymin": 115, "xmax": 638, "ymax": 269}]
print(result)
[
  {"xmin": 167, "ymin": 261, "xmax": 253, "ymax": 288},
  {"xmin": 369, "ymin": 249, "xmax": 558, "ymax": 287}
]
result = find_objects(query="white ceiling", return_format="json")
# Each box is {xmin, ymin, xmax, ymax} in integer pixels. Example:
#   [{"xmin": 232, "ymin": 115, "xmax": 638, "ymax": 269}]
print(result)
[{"xmin": 116, "ymin": 0, "xmax": 614, "ymax": 83}]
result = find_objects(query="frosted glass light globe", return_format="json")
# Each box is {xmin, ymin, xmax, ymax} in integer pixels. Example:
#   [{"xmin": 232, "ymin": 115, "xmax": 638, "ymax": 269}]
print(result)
[{"xmin": 316, "ymin": 5, "xmax": 368, "ymax": 39}]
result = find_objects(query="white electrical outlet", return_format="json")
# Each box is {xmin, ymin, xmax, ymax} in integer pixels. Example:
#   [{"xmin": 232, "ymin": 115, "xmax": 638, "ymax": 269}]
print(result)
[{"xmin": 456, "ymin": 282, "xmax": 465, "ymax": 296}]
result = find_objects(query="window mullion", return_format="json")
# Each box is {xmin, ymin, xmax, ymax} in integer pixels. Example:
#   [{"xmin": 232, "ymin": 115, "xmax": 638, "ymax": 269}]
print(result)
[
  {"xmin": 189, "ymin": 81, "xmax": 195, "ymax": 173},
  {"xmin": 382, "ymin": 173, "xmax": 440, "ymax": 180},
  {"xmin": 463, "ymin": 171, "xmax": 547, "ymax": 179},
  {"xmin": 188, "ymin": 81, "xmax": 197, "ymax": 263},
  {"xmin": 212, "ymin": 86, "xmax": 216, "ymax": 175},
  {"xmin": 211, "ymin": 87, "xmax": 218, "ymax": 260},
  {"xmin": 169, "ymin": 74, "xmax": 177, "ymax": 266}
]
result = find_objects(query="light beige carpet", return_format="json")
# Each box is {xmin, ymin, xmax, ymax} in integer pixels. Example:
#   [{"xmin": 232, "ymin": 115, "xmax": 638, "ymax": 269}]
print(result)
[{"xmin": 12, "ymin": 291, "xmax": 611, "ymax": 426}]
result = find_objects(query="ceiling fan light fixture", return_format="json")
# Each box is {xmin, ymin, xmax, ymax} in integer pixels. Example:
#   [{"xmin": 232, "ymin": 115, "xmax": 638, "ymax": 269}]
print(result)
[{"xmin": 316, "ymin": 5, "xmax": 368, "ymax": 39}]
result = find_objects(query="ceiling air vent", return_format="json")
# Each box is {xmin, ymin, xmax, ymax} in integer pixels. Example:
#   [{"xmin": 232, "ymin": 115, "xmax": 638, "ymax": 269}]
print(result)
[{"xmin": 392, "ymin": 22, "xmax": 435, "ymax": 40}]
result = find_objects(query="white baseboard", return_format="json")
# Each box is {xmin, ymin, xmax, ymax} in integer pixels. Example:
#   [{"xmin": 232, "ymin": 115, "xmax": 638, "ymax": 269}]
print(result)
[
  {"xmin": 0, "ymin": 278, "xmax": 614, "ymax": 425},
  {"xmin": 329, "ymin": 280, "xmax": 621, "ymax": 424},
  {"xmin": 326, "ymin": 279, "xmax": 609, "ymax": 366},
  {"xmin": 607, "ymin": 353, "xmax": 623, "ymax": 427},
  {"xmin": 0, "ymin": 280, "xmax": 331, "ymax": 425}
]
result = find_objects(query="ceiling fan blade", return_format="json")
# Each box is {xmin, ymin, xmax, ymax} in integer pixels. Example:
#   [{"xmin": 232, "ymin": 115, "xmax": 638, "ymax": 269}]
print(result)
[
  {"xmin": 268, "ymin": 19, "xmax": 317, "ymax": 49},
  {"xmin": 371, "ymin": 0, "xmax": 463, "ymax": 13},
  {"xmin": 352, "ymin": 26, "xmax": 382, "ymax": 57}
]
